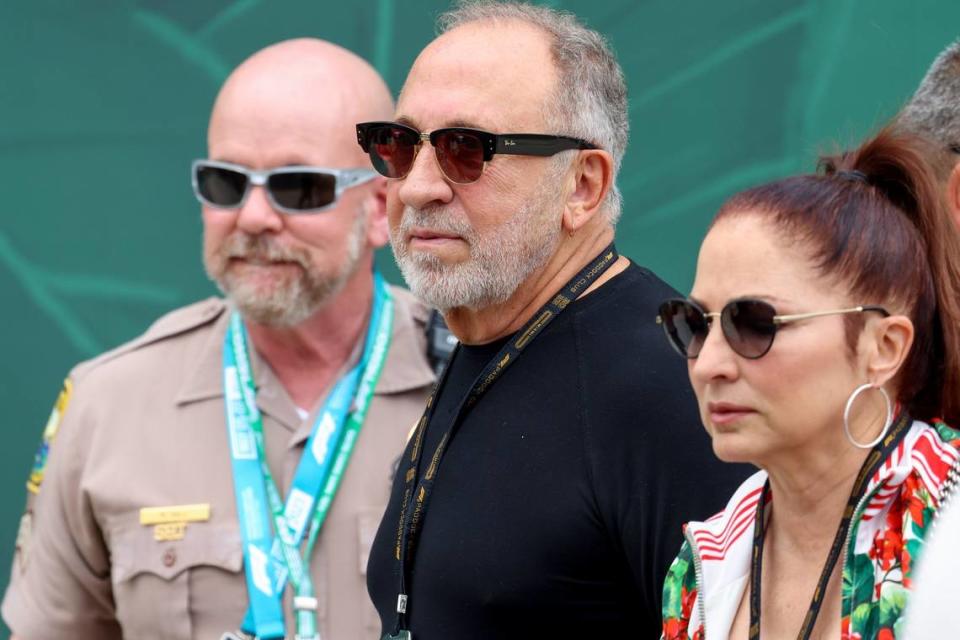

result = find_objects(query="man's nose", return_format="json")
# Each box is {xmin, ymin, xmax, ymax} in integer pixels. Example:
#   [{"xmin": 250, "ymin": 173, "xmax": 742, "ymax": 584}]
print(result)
[
  {"xmin": 397, "ymin": 144, "xmax": 455, "ymax": 210},
  {"xmin": 235, "ymin": 186, "xmax": 284, "ymax": 234}
]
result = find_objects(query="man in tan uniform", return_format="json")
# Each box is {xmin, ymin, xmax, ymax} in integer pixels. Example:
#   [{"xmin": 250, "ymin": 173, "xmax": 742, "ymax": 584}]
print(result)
[{"xmin": 2, "ymin": 39, "xmax": 435, "ymax": 640}]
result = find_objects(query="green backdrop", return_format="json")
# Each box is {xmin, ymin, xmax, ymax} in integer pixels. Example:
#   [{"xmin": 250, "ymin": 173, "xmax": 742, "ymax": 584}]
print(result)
[{"xmin": 1, "ymin": 0, "xmax": 957, "ymax": 630}]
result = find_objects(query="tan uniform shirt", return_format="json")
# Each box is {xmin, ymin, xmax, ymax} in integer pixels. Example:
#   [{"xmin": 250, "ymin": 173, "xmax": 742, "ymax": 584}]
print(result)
[{"xmin": 2, "ymin": 287, "xmax": 435, "ymax": 640}]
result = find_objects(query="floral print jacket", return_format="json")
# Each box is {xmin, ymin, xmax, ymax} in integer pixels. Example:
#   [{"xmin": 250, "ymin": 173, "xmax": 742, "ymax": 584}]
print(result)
[{"xmin": 661, "ymin": 420, "xmax": 960, "ymax": 640}]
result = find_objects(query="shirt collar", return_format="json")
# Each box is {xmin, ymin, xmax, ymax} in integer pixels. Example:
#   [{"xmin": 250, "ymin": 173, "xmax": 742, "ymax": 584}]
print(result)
[
  {"xmin": 174, "ymin": 287, "xmax": 435, "ymax": 433},
  {"xmin": 173, "ymin": 300, "xmax": 301, "ymax": 431}
]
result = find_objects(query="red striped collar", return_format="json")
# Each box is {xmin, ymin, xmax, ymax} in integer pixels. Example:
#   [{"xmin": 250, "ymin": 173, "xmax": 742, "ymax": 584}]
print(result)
[{"xmin": 681, "ymin": 420, "xmax": 960, "ymax": 635}]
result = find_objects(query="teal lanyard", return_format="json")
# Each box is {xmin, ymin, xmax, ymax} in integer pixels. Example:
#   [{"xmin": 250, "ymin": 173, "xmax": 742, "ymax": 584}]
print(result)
[{"xmin": 224, "ymin": 273, "xmax": 394, "ymax": 640}]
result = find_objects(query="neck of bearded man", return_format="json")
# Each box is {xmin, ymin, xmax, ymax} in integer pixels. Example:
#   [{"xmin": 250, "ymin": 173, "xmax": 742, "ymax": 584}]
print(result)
[
  {"xmin": 245, "ymin": 260, "xmax": 375, "ymax": 411},
  {"xmin": 445, "ymin": 219, "xmax": 627, "ymax": 345}
]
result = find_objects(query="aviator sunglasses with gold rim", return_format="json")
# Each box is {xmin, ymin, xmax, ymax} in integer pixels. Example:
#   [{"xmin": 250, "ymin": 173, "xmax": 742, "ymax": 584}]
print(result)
[
  {"xmin": 657, "ymin": 297, "xmax": 891, "ymax": 360},
  {"xmin": 355, "ymin": 121, "xmax": 597, "ymax": 184}
]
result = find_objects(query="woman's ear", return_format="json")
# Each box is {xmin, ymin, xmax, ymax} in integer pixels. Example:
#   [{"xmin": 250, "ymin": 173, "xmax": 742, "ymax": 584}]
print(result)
[
  {"xmin": 865, "ymin": 314, "xmax": 914, "ymax": 386},
  {"xmin": 561, "ymin": 150, "xmax": 613, "ymax": 233}
]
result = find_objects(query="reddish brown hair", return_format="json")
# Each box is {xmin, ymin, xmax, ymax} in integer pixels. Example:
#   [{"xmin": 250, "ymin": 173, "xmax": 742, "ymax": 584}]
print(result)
[{"xmin": 714, "ymin": 126, "xmax": 960, "ymax": 425}]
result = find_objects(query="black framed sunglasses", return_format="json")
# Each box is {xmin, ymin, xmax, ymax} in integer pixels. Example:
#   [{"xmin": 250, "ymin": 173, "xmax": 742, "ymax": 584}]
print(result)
[
  {"xmin": 355, "ymin": 121, "xmax": 597, "ymax": 184},
  {"xmin": 656, "ymin": 297, "xmax": 891, "ymax": 360},
  {"xmin": 191, "ymin": 159, "xmax": 377, "ymax": 215}
]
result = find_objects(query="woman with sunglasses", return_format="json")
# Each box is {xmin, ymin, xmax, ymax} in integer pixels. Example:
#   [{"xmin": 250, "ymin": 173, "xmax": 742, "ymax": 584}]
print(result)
[{"xmin": 657, "ymin": 127, "xmax": 960, "ymax": 640}]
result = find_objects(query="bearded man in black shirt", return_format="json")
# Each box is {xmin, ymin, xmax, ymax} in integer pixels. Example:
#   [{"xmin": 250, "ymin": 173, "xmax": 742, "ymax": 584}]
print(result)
[{"xmin": 356, "ymin": 3, "xmax": 749, "ymax": 638}]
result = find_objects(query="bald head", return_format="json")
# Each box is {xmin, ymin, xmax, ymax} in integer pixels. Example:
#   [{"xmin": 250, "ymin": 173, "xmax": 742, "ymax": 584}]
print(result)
[
  {"xmin": 199, "ymin": 39, "xmax": 395, "ymax": 327},
  {"xmin": 209, "ymin": 38, "xmax": 393, "ymax": 168}
]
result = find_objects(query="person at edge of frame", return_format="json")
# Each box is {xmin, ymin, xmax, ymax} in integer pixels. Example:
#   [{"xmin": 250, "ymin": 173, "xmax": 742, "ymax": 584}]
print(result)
[
  {"xmin": 656, "ymin": 125, "xmax": 960, "ymax": 639},
  {"xmin": 2, "ymin": 39, "xmax": 440, "ymax": 640},
  {"xmin": 358, "ymin": 2, "xmax": 752, "ymax": 639},
  {"xmin": 894, "ymin": 37, "xmax": 960, "ymax": 640}
]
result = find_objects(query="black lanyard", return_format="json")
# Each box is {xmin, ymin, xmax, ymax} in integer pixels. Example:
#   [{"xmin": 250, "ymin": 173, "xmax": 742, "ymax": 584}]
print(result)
[
  {"xmin": 747, "ymin": 410, "xmax": 912, "ymax": 640},
  {"xmin": 389, "ymin": 245, "xmax": 619, "ymax": 635}
]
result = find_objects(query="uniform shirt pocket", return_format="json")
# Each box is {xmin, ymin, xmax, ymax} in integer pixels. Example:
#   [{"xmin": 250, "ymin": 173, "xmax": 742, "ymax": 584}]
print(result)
[{"xmin": 110, "ymin": 517, "xmax": 243, "ymax": 640}]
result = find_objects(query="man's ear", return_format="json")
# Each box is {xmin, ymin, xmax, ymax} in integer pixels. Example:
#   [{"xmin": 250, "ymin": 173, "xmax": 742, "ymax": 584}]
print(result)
[
  {"xmin": 561, "ymin": 150, "xmax": 613, "ymax": 233},
  {"xmin": 865, "ymin": 314, "xmax": 914, "ymax": 387},
  {"xmin": 946, "ymin": 160, "xmax": 960, "ymax": 231},
  {"xmin": 364, "ymin": 177, "xmax": 390, "ymax": 249}
]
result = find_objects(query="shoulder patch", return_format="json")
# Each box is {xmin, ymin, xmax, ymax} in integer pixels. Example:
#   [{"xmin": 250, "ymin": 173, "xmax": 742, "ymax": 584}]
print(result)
[
  {"xmin": 27, "ymin": 378, "xmax": 73, "ymax": 494},
  {"xmin": 24, "ymin": 300, "xmax": 226, "ymax": 495}
]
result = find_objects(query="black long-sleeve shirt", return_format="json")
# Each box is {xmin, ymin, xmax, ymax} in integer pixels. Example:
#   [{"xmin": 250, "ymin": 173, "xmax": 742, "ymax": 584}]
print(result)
[{"xmin": 367, "ymin": 262, "xmax": 752, "ymax": 638}]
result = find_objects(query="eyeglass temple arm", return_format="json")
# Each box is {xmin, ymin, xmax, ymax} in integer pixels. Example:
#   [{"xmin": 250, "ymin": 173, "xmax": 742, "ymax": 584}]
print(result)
[
  {"xmin": 773, "ymin": 305, "xmax": 890, "ymax": 325},
  {"xmin": 655, "ymin": 305, "xmax": 890, "ymax": 326},
  {"xmin": 494, "ymin": 134, "xmax": 597, "ymax": 156},
  {"xmin": 341, "ymin": 168, "xmax": 379, "ymax": 187}
]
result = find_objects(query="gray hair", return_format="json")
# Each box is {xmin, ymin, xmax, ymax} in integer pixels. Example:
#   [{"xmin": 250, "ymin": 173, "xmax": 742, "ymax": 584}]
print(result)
[
  {"xmin": 438, "ymin": 1, "xmax": 628, "ymax": 225},
  {"xmin": 899, "ymin": 40, "xmax": 960, "ymax": 152}
]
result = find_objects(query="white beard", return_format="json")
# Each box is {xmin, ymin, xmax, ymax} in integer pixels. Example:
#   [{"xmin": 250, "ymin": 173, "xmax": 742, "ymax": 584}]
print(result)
[{"xmin": 390, "ymin": 165, "xmax": 566, "ymax": 312}]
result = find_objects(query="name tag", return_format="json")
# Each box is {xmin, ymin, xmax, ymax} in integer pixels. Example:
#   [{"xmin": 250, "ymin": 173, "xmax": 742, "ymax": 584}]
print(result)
[{"xmin": 140, "ymin": 503, "xmax": 211, "ymax": 525}]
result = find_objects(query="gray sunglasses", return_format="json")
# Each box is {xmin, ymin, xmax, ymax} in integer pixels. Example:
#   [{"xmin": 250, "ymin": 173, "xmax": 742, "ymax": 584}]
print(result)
[{"xmin": 191, "ymin": 159, "xmax": 377, "ymax": 214}]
